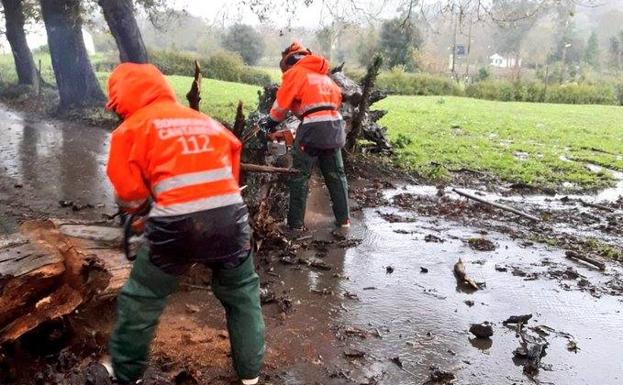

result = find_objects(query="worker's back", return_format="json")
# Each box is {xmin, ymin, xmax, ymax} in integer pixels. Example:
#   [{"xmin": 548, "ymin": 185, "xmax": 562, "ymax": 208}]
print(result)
[
  {"xmin": 272, "ymin": 54, "xmax": 345, "ymax": 149},
  {"xmin": 106, "ymin": 63, "xmax": 243, "ymax": 218},
  {"xmin": 106, "ymin": 63, "xmax": 249, "ymax": 267}
]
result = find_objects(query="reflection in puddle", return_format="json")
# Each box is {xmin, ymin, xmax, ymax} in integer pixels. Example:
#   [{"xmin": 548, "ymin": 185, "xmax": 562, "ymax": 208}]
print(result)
[{"xmin": 0, "ymin": 105, "xmax": 113, "ymax": 215}]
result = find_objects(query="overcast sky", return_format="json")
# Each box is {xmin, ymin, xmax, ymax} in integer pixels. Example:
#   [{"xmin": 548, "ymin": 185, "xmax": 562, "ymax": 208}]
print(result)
[{"xmin": 173, "ymin": 0, "xmax": 399, "ymax": 28}]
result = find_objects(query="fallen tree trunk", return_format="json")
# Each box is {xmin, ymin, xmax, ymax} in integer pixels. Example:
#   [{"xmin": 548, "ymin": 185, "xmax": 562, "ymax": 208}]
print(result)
[
  {"xmin": 0, "ymin": 221, "xmax": 113, "ymax": 344},
  {"xmin": 452, "ymin": 188, "xmax": 540, "ymax": 222}
]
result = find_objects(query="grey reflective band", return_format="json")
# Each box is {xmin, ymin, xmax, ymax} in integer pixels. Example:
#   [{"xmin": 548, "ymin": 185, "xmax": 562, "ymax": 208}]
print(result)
[
  {"xmin": 152, "ymin": 167, "xmax": 233, "ymax": 196},
  {"xmin": 302, "ymin": 113, "xmax": 343, "ymax": 124},
  {"xmin": 149, "ymin": 193, "xmax": 243, "ymax": 217}
]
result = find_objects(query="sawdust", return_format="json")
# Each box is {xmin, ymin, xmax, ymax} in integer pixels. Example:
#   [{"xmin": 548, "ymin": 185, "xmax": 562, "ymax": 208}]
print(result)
[{"xmin": 152, "ymin": 316, "xmax": 231, "ymax": 370}]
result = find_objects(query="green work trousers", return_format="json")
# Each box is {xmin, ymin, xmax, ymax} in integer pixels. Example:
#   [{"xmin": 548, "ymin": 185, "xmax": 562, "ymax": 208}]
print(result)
[
  {"xmin": 288, "ymin": 141, "xmax": 350, "ymax": 229},
  {"xmin": 109, "ymin": 248, "xmax": 265, "ymax": 383}
]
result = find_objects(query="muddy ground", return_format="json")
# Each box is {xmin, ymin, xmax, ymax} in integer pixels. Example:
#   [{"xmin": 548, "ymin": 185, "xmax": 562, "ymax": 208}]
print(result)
[{"xmin": 0, "ymin": 103, "xmax": 622, "ymax": 385}]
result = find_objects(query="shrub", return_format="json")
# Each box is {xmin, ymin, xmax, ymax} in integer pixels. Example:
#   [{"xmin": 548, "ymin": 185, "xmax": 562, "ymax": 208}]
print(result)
[
  {"xmin": 150, "ymin": 50, "xmax": 197, "ymax": 77},
  {"xmin": 204, "ymin": 51, "xmax": 246, "ymax": 82},
  {"xmin": 376, "ymin": 67, "xmax": 464, "ymax": 96},
  {"xmin": 545, "ymin": 83, "xmax": 617, "ymax": 105},
  {"xmin": 477, "ymin": 67, "xmax": 491, "ymax": 81},
  {"xmin": 148, "ymin": 50, "xmax": 272, "ymax": 87},
  {"xmin": 466, "ymin": 79, "xmax": 619, "ymax": 105}
]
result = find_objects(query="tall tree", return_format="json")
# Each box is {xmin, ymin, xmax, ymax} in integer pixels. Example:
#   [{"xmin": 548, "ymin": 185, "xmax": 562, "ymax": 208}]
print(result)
[
  {"xmin": 378, "ymin": 18, "xmax": 422, "ymax": 70},
  {"xmin": 98, "ymin": 0, "xmax": 148, "ymax": 63},
  {"xmin": 222, "ymin": 23, "xmax": 265, "ymax": 66},
  {"xmin": 39, "ymin": 0, "xmax": 105, "ymax": 108},
  {"xmin": 583, "ymin": 31, "xmax": 600, "ymax": 69},
  {"xmin": 1, "ymin": 0, "xmax": 37, "ymax": 85}
]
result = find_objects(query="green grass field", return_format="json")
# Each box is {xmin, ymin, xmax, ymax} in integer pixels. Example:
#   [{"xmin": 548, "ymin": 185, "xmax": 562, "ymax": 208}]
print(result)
[
  {"xmin": 377, "ymin": 96, "xmax": 623, "ymax": 188},
  {"xmin": 3, "ymin": 53, "xmax": 623, "ymax": 189}
]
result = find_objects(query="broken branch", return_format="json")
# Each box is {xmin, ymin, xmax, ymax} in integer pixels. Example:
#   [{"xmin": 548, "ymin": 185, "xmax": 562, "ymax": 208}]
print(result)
[
  {"xmin": 565, "ymin": 250, "xmax": 606, "ymax": 271},
  {"xmin": 186, "ymin": 60, "xmax": 202, "ymax": 111},
  {"xmin": 452, "ymin": 188, "xmax": 540, "ymax": 222},
  {"xmin": 241, "ymin": 163, "xmax": 298, "ymax": 174}
]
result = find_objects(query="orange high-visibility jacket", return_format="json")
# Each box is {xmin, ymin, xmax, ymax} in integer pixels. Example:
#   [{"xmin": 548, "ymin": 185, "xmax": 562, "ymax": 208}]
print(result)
[
  {"xmin": 106, "ymin": 63, "xmax": 242, "ymax": 217},
  {"xmin": 270, "ymin": 54, "xmax": 345, "ymax": 149}
]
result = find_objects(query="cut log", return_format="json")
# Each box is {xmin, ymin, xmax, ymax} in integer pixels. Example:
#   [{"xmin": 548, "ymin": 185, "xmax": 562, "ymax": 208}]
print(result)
[
  {"xmin": 0, "ymin": 221, "xmax": 112, "ymax": 344},
  {"xmin": 452, "ymin": 188, "xmax": 540, "ymax": 222},
  {"xmin": 0, "ymin": 220, "xmax": 136, "ymax": 343},
  {"xmin": 565, "ymin": 250, "xmax": 606, "ymax": 271}
]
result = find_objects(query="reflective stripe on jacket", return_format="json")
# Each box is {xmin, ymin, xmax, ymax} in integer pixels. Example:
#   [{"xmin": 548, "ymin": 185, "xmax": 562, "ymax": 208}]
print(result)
[
  {"xmin": 269, "ymin": 54, "xmax": 345, "ymax": 149},
  {"xmin": 106, "ymin": 63, "xmax": 242, "ymax": 217}
]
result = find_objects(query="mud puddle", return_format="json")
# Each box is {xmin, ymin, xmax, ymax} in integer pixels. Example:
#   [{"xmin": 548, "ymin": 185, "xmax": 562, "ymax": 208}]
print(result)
[
  {"xmin": 262, "ymin": 182, "xmax": 623, "ymax": 385},
  {"xmin": 385, "ymin": 165, "xmax": 623, "ymax": 247},
  {"xmin": 332, "ymin": 208, "xmax": 622, "ymax": 384}
]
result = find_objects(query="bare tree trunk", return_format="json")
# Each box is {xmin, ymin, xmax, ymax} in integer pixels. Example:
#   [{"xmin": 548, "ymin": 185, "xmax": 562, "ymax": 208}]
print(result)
[
  {"xmin": 1, "ymin": 0, "xmax": 37, "ymax": 85},
  {"xmin": 39, "ymin": 0, "xmax": 105, "ymax": 109},
  {"xmin": 98, "ymin": 0, "xmax": 148, "ymax": 64}
]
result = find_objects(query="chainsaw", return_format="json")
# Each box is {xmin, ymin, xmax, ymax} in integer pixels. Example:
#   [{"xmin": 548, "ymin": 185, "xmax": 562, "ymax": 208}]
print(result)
[
  {"xmin": 123, "ymin": 213, "xmax": 145, "ymax": 262},
  {"xmin": 258, "ymin": 115, "xmax": 299, "ymax": 167}
]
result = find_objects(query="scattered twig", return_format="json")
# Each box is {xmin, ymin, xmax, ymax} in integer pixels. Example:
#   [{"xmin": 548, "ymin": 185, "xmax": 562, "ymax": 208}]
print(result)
[
  {"xmin": 241, "ymin": 163, "xmax": 299, "ymax": 174},
  {"xmin": 452, "ymin": 188, "xmax": 540, "ymax": 222},
  {"xmin": 579, "ymin": 199, "xmax": 614, "ymax": 213},
  {"xmin": 453, "ymin": 258, "xmax": 480, "ymax": 290},
  {"xmin": 565, "ymin": 250, "xmax": 606, "ymax": 271}
]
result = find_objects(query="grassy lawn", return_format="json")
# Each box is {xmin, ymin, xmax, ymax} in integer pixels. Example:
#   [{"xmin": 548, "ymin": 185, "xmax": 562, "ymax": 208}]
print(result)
[{"xmin": 377, "ymin": 96, "xmax": 623, "ymax": 188}]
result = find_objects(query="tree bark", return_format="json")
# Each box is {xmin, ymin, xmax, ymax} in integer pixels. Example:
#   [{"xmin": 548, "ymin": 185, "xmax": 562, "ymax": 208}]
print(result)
[
  {"xmin": 1, "ymin": 0, "xmax": 37, "ymax": 85},
  {"xmin": 39, "ymin": 0, "xmax": 105, "ymax": 108},
  {"xmin": 345, "ymin": 55, "xmax": 383, "ymax": 152},
  {"xmin": 98, "ymin": 0, "xmax": 148, "ymax": 64}
]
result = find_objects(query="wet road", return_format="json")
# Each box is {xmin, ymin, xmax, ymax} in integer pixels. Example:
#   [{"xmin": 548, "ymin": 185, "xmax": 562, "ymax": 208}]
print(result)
[
  {"xmin": 1, "ymin": 103, "xmax": 622, "ymax": 384},
  {"xmin": 0, "ymin": 103, "xmax": 113, "ymax": 222}
]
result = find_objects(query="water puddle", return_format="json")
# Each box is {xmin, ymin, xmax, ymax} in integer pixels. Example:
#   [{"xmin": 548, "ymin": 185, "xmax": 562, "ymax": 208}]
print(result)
[
  {"xmin": 328, "ymin": 207, "xmax": 622, "ymax": 384},
  {"xmin": 0, "ymin": 104, "xmax": 113, "ymax": 217}
]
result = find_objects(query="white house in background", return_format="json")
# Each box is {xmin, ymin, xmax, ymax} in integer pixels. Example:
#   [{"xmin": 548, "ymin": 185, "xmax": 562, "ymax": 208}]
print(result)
[{"xmin": 489, "ymin": 53, "xmax": 522, "ymax": 68}]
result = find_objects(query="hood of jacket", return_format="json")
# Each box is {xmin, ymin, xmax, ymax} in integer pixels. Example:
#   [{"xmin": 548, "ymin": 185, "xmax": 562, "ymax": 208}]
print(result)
[
  {"xmin": 106, "ymin": 63, "xmax": 176, "ymax": 119},
  {"xmin": 292, "ymin": 54, "xmax": 330, "ymax": 75}
]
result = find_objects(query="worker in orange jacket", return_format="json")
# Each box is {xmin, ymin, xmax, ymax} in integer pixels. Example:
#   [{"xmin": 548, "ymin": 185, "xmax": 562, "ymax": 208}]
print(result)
[
  {"xmin": 104, "ymin": 63, "xmax": 264, "ymax": 385},
  {"xmin": 261, "ymin": 42, "xmax": 350, "ymax": 232}
]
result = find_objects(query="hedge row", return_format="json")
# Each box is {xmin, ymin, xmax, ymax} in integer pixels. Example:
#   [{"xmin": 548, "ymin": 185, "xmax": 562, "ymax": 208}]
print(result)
[
  {"xmin": 465, "ymin": 80, "xmax": 622, "ymax": 105},
  {"xmin": 94, "ymin": 50, "xmax": 273, "ymax": 87},
  {"xmin": 344, "ymin": 66, "xmax": 623, "ymax": 106}
]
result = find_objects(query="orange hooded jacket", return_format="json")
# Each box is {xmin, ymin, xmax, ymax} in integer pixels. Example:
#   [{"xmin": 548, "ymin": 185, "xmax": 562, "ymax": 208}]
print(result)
[
  {"xmin": 106, "ymin": 63, "xmax": 242, "ymax": 217},
  {"xmin": 269, "ymin": 54, "xmax": 345, "ymax": 149}
]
